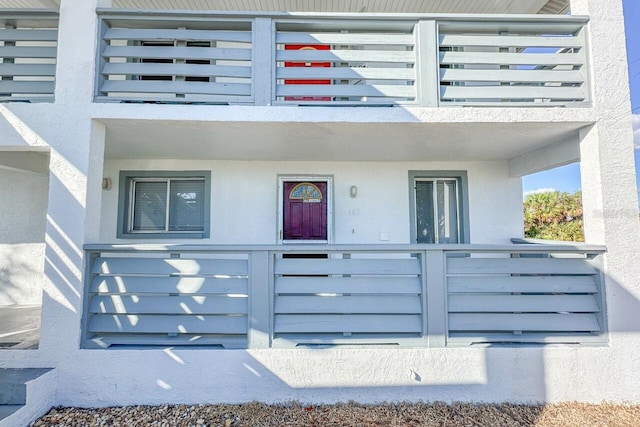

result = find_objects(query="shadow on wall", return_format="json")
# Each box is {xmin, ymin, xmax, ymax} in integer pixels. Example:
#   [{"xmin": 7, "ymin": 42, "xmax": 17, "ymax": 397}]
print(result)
[
  {"xmin": 0, "ymin": 151, "xmax": 50, "ymax": 349},
  {"xmin": 0, "ymin": 246, "xmax": 46, "ymax": 306},
  {"xmin": 60, "ymin": 258, "xmax": 640, "ymax": 408}
]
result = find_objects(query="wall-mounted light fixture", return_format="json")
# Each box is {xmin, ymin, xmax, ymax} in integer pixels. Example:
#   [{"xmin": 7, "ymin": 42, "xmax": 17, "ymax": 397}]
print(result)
[
  {"xmin": 349, "ymin": 185, "xmax": 358, "ymax": 198},
  {"xmin": 102, "ymin": 177, "xmax": 112, "ymax": 191}
]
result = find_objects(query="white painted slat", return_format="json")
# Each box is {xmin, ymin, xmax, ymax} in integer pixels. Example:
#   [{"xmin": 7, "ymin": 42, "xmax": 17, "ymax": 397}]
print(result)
[
  {"xmin": 447, "ymin": 257, "xmax": 596, "ymax": 275},
  {"xmin": 104, "ymin": 28, "xmax": 252, "ymax": 43},
  {"xmin": 441, "ymin": 100, "xmax": 582, "ymax": 107},
  {"xmin": 101, "ymin": 80, "xmax": 252, "ymax": 96},
  {"xmin": 0, "ymin": 29, "xmax": 58, "ymax": 42},
  {"xmin": 91, "ymin": 257, "xmax": 249, "ymax": 276},
  {"xmin": 273, "ymin": 335, "xmax": 425, "ymax": 347},
  {"xmin": 0, "ymin": 46, "xmax": 57, "ymax": 58},
  {"xmin": 277, "ymin": 66, "xmax": 415, "ymax": 81},
  {"xmin": 440, "ymin": 85, "xmax": 585, "ymax": 101},
  {"xmin": 271, "ymin": 99, "xmax": 410, "ymax": 106},
  {"xmin": 275, "ymin": 314, "xmax": 422, "ymax": 333},
  {"xmin": 89, "ymin": 314, "xmax": 248, "ymax": 334},
  {"xmin": 448, "ymin": 295, "xmax": 599, "ymax": 313},
  {"xmin": 102, "ymin": 62, "xmax": 252, "ymax": 78},
  {"xmin": 0, "ymin": 95, "xmax": 54, "ymax": 102},
  {"xmin": 439, "ymin": 34, "xmax": 582, "ymax": 49},
  {"xmin": 274, "ymin": 258, "xmax": 421, "ymax": 275},
  {"xmin": 0, "ymin": 81, "xmax": 54, "ymax": 94},
  {"xmin": 96, "ymin": 94, "xmax": 251, "ymax": 103},
  {"xmin": 92, "ymin": 276, "xmax": 248, "ymax": 294},
  {"xmin": 449, "ymin": 313, "xmax": 600, "ymax": 332},
  {"xmin": 440, "ymin": 68, "xmax": 584, "ymax": 84},
  {"xmin": 447, "ymin": 276, "xmax": 597, "ymax": 293},
  {"xmin": 96, "ymin": 335, "xmax": 247, "ymax": 348},
  {"xmin": 90, "ymin": 295, "xmax": 248, "ymax": 314},
  {"xmin": 439, "ymin": 51, "xmax": 584, "ymax": 66},
  {"xmin": 447, "ymin": 332, "xmax": 603, "ymax": 345},
  {"xmin": 103, "ymin": 45, "xmax": 251, "ymax": 61},
  {"xmin": 276, "ymin": 49, "xmax": 415, "ymax": 63},
  {"xmin": 0, "ymin": 63, "xmax": 56, "ymax": 77},
  {"xmin": 437, "ymin": 22, "xmax": 584, "ymax": 36},
  {"xmin": 276, "ymin": 32, "xmax": 414, "ymax": 45},
  {"xmin": 275, "ymin": 276, "xmax": 421, "ymax": 294},
  {"xmin": 277, "ymin": 84, "xmax": 414, "ymax": 98},
  {"xmin": 275, "ymin": 295, "xmax": 422, "ymax": 314}
]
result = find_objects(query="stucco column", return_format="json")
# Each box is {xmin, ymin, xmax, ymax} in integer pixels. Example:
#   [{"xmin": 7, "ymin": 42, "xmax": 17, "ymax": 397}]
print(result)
[
  {"xmin": 38, "ymin": 0, "xmax": 111, "ymax": 355},
  {"xmin": 573, "ymin": 0, "xmax": 640, "ymax": 348}
]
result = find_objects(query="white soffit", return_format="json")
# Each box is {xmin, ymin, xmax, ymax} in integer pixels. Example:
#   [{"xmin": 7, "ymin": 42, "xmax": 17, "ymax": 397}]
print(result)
[{"xmin": 0, "ymin": 0, "xmax": 570, "ymax": 14}]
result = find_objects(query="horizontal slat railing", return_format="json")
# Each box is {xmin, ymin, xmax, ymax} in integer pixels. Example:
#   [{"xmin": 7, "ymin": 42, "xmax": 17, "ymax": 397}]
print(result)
[
  {"xmin": 0, "ymin": 11, "xmax": 58, "ymax": 102},
  {"xmin": 84, "ymin": 250, "xmax": 252, "ymax": 348},
  {"xmin": 274, "ymin": 21, "xmax": 417, "ymax": 105},
  {"xmin": 95, "ymin": 11, "xmax": 590, "ymax": 107},
  {"xmin": 437, "ymin": 19, "xmax": 589, "ymax": 105},
  {"xmin": 272, "ymin": 251, "xmax": 425, "ymax": 347},
  {"xmin": 97, "ymin": 15, "xmax": 253, "ymax": 104},
  {"xmin": 83, "ymin": 243, "xmax": 606, "ymax": 349},
  {"xmin": 445, "ymin": 247, "xmax": 606, "ymax": 345}
]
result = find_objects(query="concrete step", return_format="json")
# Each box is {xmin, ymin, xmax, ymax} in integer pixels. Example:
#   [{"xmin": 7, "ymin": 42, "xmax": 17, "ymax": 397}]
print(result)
[
  {"xmin": 0, "ymin": 369, "xmax": 51, "ymax": 405},
  {"xmin": 0, "ymin": 405, "xmax": 22, "ymax": 421},
  {"xmin": 0, "ymin": 368, "xmax": 55, "ymax": 427}
]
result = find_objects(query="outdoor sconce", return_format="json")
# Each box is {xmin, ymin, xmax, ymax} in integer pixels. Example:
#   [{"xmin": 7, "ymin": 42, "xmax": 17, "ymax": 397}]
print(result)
[
  {"xmin": 102, "ymin": 178, "xmax": 112, "ymax": 191},
  {"xmin": 349, "ymin": 185, "xmax": 358, "ymax": 198}
]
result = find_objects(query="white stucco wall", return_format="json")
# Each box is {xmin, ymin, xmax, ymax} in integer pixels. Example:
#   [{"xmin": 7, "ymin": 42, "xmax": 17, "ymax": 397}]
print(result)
[
  {"xmin": 1, "ymin": 0, "xmax": 640, "ymax": 412},
  {"xmin": 0, "ymin": 168, "xmax": 48, "ymax": 305},
  {"xmin": 98, "ymin": 159, "xmax": 523, "ymax": 245}
]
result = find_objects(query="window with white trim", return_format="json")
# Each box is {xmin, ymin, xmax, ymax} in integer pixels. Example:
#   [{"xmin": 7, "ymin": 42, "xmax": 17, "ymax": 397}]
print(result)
[{"xmin": 118, "ymin": 171, "xmax": 210, "ymax": 239}]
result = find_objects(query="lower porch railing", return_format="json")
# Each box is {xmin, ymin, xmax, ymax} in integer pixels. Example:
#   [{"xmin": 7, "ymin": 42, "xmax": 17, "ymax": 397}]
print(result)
[{"xmin": 82, "ymin": 243, "xmax": 606, "ymax": 349}]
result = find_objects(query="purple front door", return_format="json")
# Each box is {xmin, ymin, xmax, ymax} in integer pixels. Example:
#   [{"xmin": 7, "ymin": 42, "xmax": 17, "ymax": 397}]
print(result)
[{"xmin": 283, "ymin": 181, "xmax": 328, "ymax": 241}]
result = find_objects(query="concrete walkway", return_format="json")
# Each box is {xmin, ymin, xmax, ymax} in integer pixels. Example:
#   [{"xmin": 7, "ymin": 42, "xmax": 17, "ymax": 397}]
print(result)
[{"xmin": 0, "ymin": 305, "xmax": 40, "ymax": 349}]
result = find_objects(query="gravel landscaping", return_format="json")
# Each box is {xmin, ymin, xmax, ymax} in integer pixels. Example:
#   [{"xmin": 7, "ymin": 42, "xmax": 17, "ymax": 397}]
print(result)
[{"xmin": 31, "ymin": 402, "xmax": 640, "ymax": 426}]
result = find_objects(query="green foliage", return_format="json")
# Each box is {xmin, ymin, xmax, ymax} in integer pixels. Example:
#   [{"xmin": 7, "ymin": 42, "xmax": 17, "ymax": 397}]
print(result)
[{"xmin": 524, "ymin": 190, "xmax": 584, "ymax": 242}]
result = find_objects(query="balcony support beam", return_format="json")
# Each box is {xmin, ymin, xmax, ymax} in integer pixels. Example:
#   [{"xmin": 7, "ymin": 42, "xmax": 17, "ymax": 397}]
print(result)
[
  {"xmin": 508, "ymin": 135, "xmax": 580, "ymax": 177},
  {"xmin": 572, "ymin": 1, "xmax": 640, "ymax": 386}
]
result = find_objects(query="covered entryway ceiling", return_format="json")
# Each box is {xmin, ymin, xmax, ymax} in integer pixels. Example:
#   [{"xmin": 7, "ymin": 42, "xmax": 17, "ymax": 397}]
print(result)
[
  {"xmin": 100, "ymin": 119, "xmax": 588, "ymax": 162},
  {"xmin": 0, "ymin": 0, "xmax": 570, "ymax": 14}
]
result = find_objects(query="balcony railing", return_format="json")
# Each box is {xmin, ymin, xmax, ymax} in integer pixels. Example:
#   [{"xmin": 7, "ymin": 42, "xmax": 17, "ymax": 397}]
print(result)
[
  {"xmin": 82, "ymin": 243, "xmax": 606, "ymax": 349},
  {"xmin": 95, "ymin": 11, "xmax": 590, "ymax": 107},
  {"xmin": 0, "ymin": 11, "xmax": 59, "ymax": 102}
]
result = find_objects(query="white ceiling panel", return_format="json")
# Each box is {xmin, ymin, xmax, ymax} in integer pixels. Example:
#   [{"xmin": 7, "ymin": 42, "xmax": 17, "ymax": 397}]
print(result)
[{"xmin": 0, "ymin": 0, "xmax": 570, "ymax": 15}]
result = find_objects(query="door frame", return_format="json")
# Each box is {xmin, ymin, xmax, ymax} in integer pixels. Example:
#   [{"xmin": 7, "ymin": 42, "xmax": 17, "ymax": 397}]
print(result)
[
  {"xmin": 277, "ymin": 175, "xmax": 333, "ymax": 244},
  {"xmin": 408, "ymin": 170, "xmax": 470, "ymax": 244}
]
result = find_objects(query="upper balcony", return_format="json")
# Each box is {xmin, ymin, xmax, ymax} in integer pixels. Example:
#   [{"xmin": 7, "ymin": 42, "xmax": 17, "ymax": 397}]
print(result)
[
  {"xmin": 0, "ymin": 10, "xmax": 58, "ymax": 102},
  {"xmin": 94, "ymin": 10, "xmax": 590, "ymax": 108},
  {"xmin": 0, "ymin": 3, "xmax": 590, "ymax": 110}
]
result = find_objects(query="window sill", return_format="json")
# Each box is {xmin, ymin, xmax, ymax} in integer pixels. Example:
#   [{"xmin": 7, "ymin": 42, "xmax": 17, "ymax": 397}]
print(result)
[{"xmin": 117, "ymin": 232, "xmax": 208, "ymax": 239}]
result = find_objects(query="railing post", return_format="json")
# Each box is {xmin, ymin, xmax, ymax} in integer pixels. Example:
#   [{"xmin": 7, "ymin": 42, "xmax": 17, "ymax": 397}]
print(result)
[
  {"xmin": 416, "ymin": 19, "xmax": 439, "ymax": 107},
  {"xmin": 248, "ymin": 250, "xmax": 271, "ymax": 348},
  {"xmin": 94, "ymin": 15, "xmax": 108, "ymax": 101},
  {"xmin": 425, "ymin": 249, "xmax": 447, "ymax": 347},
  {"xmin": 252, "ymin": 17, "xmax": 274, "ymax": 106},
  {"xmin": 576, "ymin": 24, "xmax": 591, "ymax": 104},
  {"xmin": 588, "ymin": 252, "xmax": 608, "ymax": 340},
  {"xmin": 80, "ymin": 250, "xmax": 100, "ymax": 348}
]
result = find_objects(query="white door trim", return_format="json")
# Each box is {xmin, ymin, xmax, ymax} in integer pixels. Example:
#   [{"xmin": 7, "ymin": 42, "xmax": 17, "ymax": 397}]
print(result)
[{"xmin": 277, "ymin": 175, "xmax": 333, "ymax": 244}]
